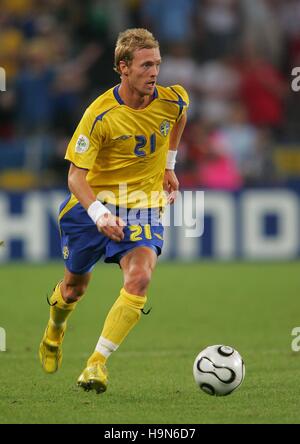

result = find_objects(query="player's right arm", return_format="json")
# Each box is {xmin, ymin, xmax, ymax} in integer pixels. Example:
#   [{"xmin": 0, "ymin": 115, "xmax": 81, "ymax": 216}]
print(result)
[
  {"xmin": 67, "ymin": 164, "xmax": 125, "ymax": 242},
  {"xmin": 65, "ymin": 107, "xmax": 125, "ymax": 242}
]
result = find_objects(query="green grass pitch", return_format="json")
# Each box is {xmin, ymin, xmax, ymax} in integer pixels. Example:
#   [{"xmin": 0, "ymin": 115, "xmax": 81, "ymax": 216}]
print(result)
[{"xmin": 0, "ymin": 261, "xmax": 299, "ymax": 424}]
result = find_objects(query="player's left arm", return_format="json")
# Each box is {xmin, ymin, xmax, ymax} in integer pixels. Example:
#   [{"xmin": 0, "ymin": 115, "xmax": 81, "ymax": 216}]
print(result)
[{"xmin": 164, "ymin": 112, "xmax": 187, "ymax": 204}]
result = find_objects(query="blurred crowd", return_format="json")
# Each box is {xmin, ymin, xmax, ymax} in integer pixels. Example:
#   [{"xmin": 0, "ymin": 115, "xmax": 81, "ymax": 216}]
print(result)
[{"xmin": 0, "ymin": 0, "xmax": 300, "ymax": 190}]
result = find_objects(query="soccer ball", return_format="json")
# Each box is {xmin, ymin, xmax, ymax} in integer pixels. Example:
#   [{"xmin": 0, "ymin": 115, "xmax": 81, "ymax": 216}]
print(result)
[{"xmin": 193, "ymin": 345, "xmax": 245, "ymax": 396}]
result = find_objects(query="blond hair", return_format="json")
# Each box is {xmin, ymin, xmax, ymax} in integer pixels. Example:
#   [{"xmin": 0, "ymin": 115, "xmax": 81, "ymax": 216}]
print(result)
[{"xmin": 114, "ymin": 28, "xmax": 159, "ymax": 75}]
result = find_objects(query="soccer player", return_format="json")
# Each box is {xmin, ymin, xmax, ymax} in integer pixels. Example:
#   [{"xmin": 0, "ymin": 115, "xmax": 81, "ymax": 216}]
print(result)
[{"xmin": 39, "ymin": 28, "xmax": 189, "ymax": 394}]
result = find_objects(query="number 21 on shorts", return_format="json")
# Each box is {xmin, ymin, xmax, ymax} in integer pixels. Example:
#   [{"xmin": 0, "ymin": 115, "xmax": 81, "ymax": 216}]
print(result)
[{"xmin": 129, "ymin": 224, "xmax": 152, "ymax": 241}]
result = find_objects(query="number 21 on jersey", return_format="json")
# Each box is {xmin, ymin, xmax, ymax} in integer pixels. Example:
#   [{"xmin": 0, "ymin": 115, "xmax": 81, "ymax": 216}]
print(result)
[{"xmin": 134, "ymin": 134, "xmax": 156, "ymax": 157}]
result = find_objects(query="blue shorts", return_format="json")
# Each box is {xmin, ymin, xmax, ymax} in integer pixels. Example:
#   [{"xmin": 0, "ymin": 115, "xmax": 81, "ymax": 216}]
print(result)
[{"xmin": 58, "ymin": 196, "xmax": 164, "ymax": 274}]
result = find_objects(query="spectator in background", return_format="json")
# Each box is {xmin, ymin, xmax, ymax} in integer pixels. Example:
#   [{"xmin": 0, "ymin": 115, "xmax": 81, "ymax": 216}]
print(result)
[
  {"xmin": 240, "ymin": 0, "xmax": 284, "ymax": 67},
  {"xmin": 219, "ymin": 101, "xmax": 260, "ymax": 183},
  {"xmin": 52, "ymin": 41, "xmax": 104, "ymax": 133},
  {"xmin": 158, "ymin": 43, "xmax": 198, "ymax": 117},
  {"xmin": 196, "ymin": 0, "xmax": 241, "ymax": 61},
  {"xmin": 179, "ymin": 119, "xmax": 243, "ymax": 190},
  {"xmin": 243, "ymin": 127, "xmax": 284, "ymax": 187},
  {"xmin": 238, "ymin": 40, "xmax": 288, "ymax": 137},
  {"xmin": 195, "ymin": 52, "xmax": 240, "ymax": 124},
  {"xmin": 140, "ymin": 0, "xmax": 196, "ymax": 47},
  {"xmin": 277, "ymin": 0, "xmax": 300, "ymax": 71},
  {"xmin": 220, "ymin": 101, "xmax": 282, "ymax": 187},
  {"xmin": 0, "ymin": 0, "xmax": 296, "ymax": 188},
  {"xmin": 52, "ymin": 67, "xmax": 86, "ymax": 135},
  {"xmin": 15, "ymin": 39, "xmax": 56, "ymax": 134}
]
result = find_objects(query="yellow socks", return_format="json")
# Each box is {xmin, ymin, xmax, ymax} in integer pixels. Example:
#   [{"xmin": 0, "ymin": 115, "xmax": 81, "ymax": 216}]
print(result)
[
  {"xmin": 87, "ymin": 288, "xmax": 147, "ymax": 366},
  {"xmin": 47, "ymin": 283, "xmax": 78, "ymax": 342}
]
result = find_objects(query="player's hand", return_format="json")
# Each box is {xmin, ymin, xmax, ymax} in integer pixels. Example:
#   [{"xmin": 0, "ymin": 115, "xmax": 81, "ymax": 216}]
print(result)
[
  {"xmin": 96, "ymin": 213, "xmax": 125, "ymax": 242},
  {"xmin": 164, "ymin": 170, "xmax": 179, "ymax": 204}
]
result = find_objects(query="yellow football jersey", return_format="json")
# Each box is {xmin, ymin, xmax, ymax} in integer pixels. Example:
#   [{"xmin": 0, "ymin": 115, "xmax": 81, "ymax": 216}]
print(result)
[{"xmin": 65, "ymin": 84, "xmax": 189, "ymax": 208}]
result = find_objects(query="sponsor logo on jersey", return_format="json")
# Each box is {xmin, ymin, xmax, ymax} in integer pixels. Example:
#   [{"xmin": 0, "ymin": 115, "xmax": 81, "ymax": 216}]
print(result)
[
  {"xmin": 75, "ymin": 135, "xmax": 90, "ymax": 153},
  {"xmin": 160, "ymin": 120, "xmax": 170, "ymax": 137},
  {"xmin": 114, "ymin": 135, "xmax": 132, "ymax": 141}
]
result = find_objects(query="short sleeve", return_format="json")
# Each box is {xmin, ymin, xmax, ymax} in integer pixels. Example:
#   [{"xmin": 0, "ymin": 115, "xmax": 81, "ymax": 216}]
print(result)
[
  {"xmin": 65, "ymin": 108, "xmax": 103, "ymax": 170},
  {"xmin": 170, "ymin": 84, "xmax": 189, "ymax": 120}
]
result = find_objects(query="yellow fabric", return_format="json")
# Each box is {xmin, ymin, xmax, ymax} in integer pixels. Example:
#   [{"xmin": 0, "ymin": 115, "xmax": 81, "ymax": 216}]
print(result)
[
  {"xmin": 77, "ymin": 361, "xmax": 108, "ymax": 393},
  {"xmin": 88, "ymin": 351, "xmax": 107, "ymax": 366},
  {"xmin": 58, "ymin": 193, "xmax": 80, "ymax": 221},
  {"xmin": 49, "ymin": 282, "xmax": 77, "ymax": 311},
  {"xmin": 47, "ymin": 283, "xmax": 78, "ymax": 341},
  {"xmin": 99, "ymin": 288, "xmax": 147, "ymax": 348},
  {"xmin": 65, "ymin": 84, "xmax": 189, "ymax": 208}
]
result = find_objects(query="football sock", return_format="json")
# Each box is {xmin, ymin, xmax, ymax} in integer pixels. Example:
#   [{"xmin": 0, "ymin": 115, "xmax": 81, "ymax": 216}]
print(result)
[
  {"xmin": 87, "ymin": 288, "xmax": 147, "ymax": 366},
  {"xmin": 47, "ymin": 282, "xmax": 78, "ymax": 342}
]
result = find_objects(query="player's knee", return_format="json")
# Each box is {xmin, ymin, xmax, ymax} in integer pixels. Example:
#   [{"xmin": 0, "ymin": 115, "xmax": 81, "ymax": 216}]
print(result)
[
  {"xmin": 64, "ymin": 283, "xmax": 87, "ymax": 303},
  {"xmin": 125, "ymin": 267, "xmax": 152, "ymax": 295}
]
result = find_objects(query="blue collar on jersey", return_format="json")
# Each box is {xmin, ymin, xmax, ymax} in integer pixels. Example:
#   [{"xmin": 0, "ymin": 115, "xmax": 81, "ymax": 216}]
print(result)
[{"xmin": 113, "ymin": 84, "xmax": 158, "ymax": 105}]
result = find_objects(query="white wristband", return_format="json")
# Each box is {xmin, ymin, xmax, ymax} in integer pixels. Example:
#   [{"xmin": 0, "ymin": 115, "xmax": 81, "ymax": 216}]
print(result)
[
  {"xmin": 87, "ymin": 200, "xmax": 111, "ymax": 224},
  {"xmin": 166, "ymin": 150, "xmax": 177, "ymax": 170}
]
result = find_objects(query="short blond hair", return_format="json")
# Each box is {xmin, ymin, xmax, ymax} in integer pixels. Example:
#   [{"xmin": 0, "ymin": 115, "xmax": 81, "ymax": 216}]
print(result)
[{"xmin": 114, "ymin": 28, "xmax": 159, "ymax": 75}]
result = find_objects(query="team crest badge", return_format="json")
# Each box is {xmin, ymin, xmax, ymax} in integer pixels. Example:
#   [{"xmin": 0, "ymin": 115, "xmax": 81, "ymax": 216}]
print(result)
[
  {"xmin": 160, "ymin": 120, "xmax": 170, "ymax": 137},
  {"xmin": 63, "ymin": 246, "xmax": 69, "ymax": 260},
  {"xmin": 75, "ymin": 135, "xmax": 90, "ymax": 153}
]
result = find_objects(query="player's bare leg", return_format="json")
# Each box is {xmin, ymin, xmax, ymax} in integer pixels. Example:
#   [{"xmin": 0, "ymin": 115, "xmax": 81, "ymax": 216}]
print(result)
[
  {"xmin": 78, "ymin": 246, "xmax": 157, "ymax": 394},
  {"xmin": 39, "ymin": 269, "xmax": 91, "ymax": 373},
  {"xmin": 121, "ymin": 246, "xmax": 157, "ymax": 296}
]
